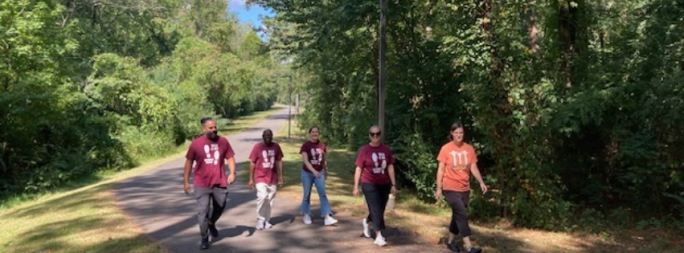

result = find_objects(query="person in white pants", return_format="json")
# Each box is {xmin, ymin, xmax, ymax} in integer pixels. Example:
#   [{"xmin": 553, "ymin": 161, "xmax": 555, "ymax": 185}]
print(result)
[{"xmin": 248, "ymin": 129, "xmax": 284, "ymax": 230}]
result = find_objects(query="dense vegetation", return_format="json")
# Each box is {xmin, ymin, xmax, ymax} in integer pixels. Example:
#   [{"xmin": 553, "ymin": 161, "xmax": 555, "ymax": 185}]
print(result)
[
  {"xmin": 0, "ymin": 0, "xmax": 282, "ymax": 198},
  {"xmin": 256, "ymin": 0, "xmax": 684, "ymax": 231}
]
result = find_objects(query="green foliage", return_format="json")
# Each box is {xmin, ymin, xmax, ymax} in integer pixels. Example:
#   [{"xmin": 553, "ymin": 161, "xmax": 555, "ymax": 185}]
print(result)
[
  {"xmin": 0, "ymin": 0, "xmax": 283, "ymax": 198},
  {"xmin": 257, "ymin": 0, "xmax": 684, "ymax": 232}
]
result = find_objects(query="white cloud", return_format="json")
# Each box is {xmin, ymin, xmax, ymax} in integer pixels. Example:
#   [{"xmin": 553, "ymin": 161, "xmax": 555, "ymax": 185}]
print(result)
[{"xmin": 229, "ymin": 0, "xmax": 246, "ymax": 8}]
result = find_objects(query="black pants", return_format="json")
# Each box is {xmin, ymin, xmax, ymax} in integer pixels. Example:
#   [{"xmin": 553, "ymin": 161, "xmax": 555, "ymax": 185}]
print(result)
[
  {"xmin": 362, "ymin": 183, "xmax": 392, "ymax": 231},
  {"xmin": 444, "ymin": 190, "xmax": 472, "ymax": 237}
]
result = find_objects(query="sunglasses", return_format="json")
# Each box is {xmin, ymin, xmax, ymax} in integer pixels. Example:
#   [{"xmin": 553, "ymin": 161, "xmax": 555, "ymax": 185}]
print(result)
[{"xmin": 369, "ymin": 132, "xmax": 381, "ymax": 137}]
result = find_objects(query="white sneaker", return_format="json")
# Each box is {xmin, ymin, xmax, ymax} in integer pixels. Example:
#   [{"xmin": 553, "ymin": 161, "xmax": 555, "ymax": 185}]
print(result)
[
  {"xmin": 374, "ymin": 235, "xmax": 387, "ymax": 246},
  {"xmin": 362, "ymin": 218, "xmax": 370, "ymax": 237},
  {"xmin": 256, "ymin": 221, "xmax": 265, "ymax": 230},
  {"xmin": 264, "ymin": 221, "xmax": 273, "ymax": 229},
  {"xmin": 324, "ymin": 215, "xmax": 338, "ymax": 226},
  {"xmin": 303, "ymin": 214, "xmax": 312, "ymax": 225}
]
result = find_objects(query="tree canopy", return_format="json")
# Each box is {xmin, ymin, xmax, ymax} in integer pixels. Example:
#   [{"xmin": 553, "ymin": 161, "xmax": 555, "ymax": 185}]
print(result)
[
  {"xmin": 1, "ymin": 0, "xmax": 283, "ymax": 196},
  {"xmin": 254, "ymin": 0, "xmax": 684, "ymax": 230}
]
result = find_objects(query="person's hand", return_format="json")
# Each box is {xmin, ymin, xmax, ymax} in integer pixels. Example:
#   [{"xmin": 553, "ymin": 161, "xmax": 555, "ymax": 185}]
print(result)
[
  {"xmin": 184, "ymin": 182, "xmax": 191, "ymax": 194},
  {"xmin": 435, "ymin": 189, "xmax": 442, "ymax": 200},
  {"xmin": 248, "ymin": 180, "xmax": 255, "ymax": 190},
  {"xmin": 278, "ymin": 178, "xmax": 284, "ymax": 187},
  {"xmin": 324, "ymin": 171, "xmax": 328, "ymax": 180},
  {"xmin": 313, "ymin": 171, "xmax": 321, "ymax": 178},
  {"xmin": 227, "ymin": 173, "xmax": 236, "ymax": 184},
  {"xmin": 391, "ymin": 185, "xmax": 397, "ymax": 195},
  {"xmin": 353, "ymin": 186, "xmax": 359, "ymax": 197},
  {"xmin": 480, "ymin": 183, "xmax": 488, "ymax": 194}
]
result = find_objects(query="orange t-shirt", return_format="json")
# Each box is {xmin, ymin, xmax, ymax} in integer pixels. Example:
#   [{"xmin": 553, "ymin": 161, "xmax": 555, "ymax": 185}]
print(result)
[{"xmin": 437, "ymin": 142, "xmax": 478, "ymax": 192}]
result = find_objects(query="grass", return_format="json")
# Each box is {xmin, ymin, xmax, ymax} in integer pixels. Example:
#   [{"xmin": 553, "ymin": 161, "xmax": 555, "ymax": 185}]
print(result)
[
  {"xmin": 0, "ymin": 106, "xmax": 282, "ymax": 253},
  {"xmin": 238, "ymin": 120, "xmax": 684, "ymax": 253}
]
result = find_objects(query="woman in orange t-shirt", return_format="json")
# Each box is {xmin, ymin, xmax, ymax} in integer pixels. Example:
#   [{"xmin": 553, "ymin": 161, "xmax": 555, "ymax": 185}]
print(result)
[{"xmin": 435, "ymin": 122, "xmax": 487, "ymax": 253}]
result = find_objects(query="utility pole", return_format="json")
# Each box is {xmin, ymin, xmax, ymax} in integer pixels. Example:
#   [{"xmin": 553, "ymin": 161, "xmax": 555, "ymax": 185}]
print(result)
[
  {"xmin": 378, "ymin": 0, "xmax": 387, "ymax": 134},
  {"xmin": 288, "ymin": 75, "xmax": 292, "ymax": 141},
  {"xmin": 295, "ymin": 93, "xmax": 300, "ymax": 124},
  {"xmin": 379, "ymin": 0, "xmax": 395, "ymax": 213}
]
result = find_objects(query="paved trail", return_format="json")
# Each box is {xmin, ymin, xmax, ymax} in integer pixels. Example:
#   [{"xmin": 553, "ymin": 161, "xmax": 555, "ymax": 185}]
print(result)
[{"xmin": 115, "ymin": 107, "xmax": 443, "ymax": 253}]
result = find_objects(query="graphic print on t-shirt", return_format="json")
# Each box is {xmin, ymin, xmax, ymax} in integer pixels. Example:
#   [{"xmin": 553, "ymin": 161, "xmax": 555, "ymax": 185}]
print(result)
[
  {"xmin": 371, "ymin": 152, "xmax": 387, "ymax": 174},
  {"xmin": 449, "ymin": 150, "xmax": 470, "ymax": 171},
  {"xmin": 262, "ymin": 149, "xmax": 276, "ymax": 169},
  {"xmin": 203, "ymin": 144, "xmax": 220, "ymax": 165},
  {"xmin": 309, "ymin": 148, "xmax": 323, "ymax": 165}
]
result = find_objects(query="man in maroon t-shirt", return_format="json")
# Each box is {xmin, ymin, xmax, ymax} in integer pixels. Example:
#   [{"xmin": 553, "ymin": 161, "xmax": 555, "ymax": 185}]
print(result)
[
  {"xmin": 248, "ymin": 129, "xmax": 284, "ymax": 230},
  {"xmin": 183, "ymin": 117, "xmax": 236, "ymax": 250}
]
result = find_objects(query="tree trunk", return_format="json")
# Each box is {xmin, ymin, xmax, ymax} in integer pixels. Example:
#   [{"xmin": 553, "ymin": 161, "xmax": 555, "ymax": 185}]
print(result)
[
  {"xmin": 559, "ymin": 0, "xmax": 578, "ymax": 88},
  {"xmin": 527, "ymin": 0, "xmax": 540, "ymax": 53}
]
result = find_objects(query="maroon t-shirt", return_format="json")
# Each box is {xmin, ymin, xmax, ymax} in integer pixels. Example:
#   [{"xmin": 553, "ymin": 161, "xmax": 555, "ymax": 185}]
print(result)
[
  {"xmin": 249, "ymin": 142, "xmax": 284, "ymax": 185},
  {"xmin": 355, "ymin": 144, "xmax": 395, "ymax": 185},
  {"xmin": 300, "ymin": 140, "xmax": 327, "ymax": 172},
  {"xmin": 185, "ymin": 135, "xmax": 235, "ymax": 188}
]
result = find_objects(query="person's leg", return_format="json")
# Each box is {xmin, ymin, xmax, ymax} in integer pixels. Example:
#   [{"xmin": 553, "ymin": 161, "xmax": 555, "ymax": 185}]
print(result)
[
  {"xmin": 255, "ymin": 183, "xmax": 269, "ymax": 229},
  {"xmin": 361, "ymin": 183, "xmax": 380, "ymax": 227},
  {"xmin": 443, "ymin": 191, "xmax": 463, "ymax": 251},
  {"xmin": 376, "ymin": 184, "xmax": 391, "ymax": 233},
  {"xmin": 360, "ymin": 184, "xmax": 373, "ymax": 237},
  {"xmin": 314, "ymin": 170, "xmax": 332, "ymax": 217},
  {"xmin": 265, "ymin": 184, "xmax": 277, "ymax": 223},
  {"xmin": 456, "ymin": 191, "xmax": 480, "ymax": 252},
  {"xmin": 300, "ymin": 170, "xmax": 314, "ymax": 216},
  {"xmin": 315, "ymin": 170, "xmax": 337, "ymax": 225},
  {"xmin": 194, "ymin": 187, "xmax": 212, "ymax": 249},
  {"xmin": 194, "ymin": 187, "xmax": 212, "ymax": 237},
  {"xmin": 444, "ymin": 191, "xmax": 471, "ymax": 237},
  {"xmin": 209, "ymin": 187, "xmax": 229, "ymax": 222},
  {"xmin": 206, "ymin": 187, "xmax": 228, "ymax": 237},
  {"xmin": 362, "ymin": 183, "xmax": 388, "ymax": 246}
]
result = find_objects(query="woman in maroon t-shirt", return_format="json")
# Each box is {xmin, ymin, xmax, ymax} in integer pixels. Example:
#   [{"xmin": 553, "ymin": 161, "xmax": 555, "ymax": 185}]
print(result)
[
  {"xmin": 353, "ymin": 125, "xmax": 397, "ymax": 247},
  {"xmin": 299, "ymin": 126, "xmax": 338, "ymax": 226}
]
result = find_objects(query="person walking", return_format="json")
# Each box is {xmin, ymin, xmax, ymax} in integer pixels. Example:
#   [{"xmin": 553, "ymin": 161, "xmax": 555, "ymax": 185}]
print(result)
[
  {"xmin": 248, "ymin": 129, "xmax": 284, "ymax": 230},
  {"xmin": 183, "ymin": 117, "xmax": 237, "ymax": 250},
  {"xmin": 435, "ymin": 122, "xmax": 487, "ymax": 253},
  {"xmin": 299, "ymin": 126, "xmax": 338, "ymax": 226},
  {"xmin": 353, "ymin": 125, "xmax": 397, "ymax": 247}
]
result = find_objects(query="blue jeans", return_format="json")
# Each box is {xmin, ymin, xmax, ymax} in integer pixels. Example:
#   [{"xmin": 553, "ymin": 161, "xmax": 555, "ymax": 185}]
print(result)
[{"xmin": 300, "ymin": 170, "xmax": 332, "ymax": 217}]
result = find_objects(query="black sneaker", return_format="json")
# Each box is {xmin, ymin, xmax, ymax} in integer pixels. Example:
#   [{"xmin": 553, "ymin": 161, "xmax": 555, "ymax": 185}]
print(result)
[
  {"xmin": 446, "ymin": 242, "xmax": 461, "ymax": 252},
  {"xmin": 208, "ymin": 223, "xmax": 218, "ymax": 238},
  {"xmin": 468, "ymin": 246, "xmax": 482, "ymax": 253},
  {"xmin": 200, "ymin": 237, "xmax": 209, "ymax": 250}
]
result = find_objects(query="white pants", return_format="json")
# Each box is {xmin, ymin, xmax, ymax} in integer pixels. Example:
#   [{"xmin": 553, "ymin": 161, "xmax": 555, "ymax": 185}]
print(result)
[{"xmin": 256, "ymin": 183, "xmax": 277, "ymax": 222}]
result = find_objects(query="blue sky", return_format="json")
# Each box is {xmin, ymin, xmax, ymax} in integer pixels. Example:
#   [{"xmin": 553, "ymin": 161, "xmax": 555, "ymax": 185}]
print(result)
[{"xmin": 227, "ymin": 0, "xmax": 275, "ymax": 31}]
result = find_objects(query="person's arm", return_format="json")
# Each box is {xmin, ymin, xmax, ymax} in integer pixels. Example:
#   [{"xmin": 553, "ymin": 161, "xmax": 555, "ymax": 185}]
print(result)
[
  {"xmin": 224, "ymin": 140, "xmax": 237, "ymax": 184},
  {"xmin": 388, "ymin": 164, "xmax": 397, "ymax": 194},
  {"xmin": 301, "ymin": 152, "xmax": 320, "ymax": 177},
  {"xmin": 226, "ymin": 157, "xmax": 236, "ymax": 184},
  {"xmin": 183, "ymin": 159, "xmax": 193, "ymax": 194},
  {"xmin": 248, "ymin": 161, "xmax": 256, "ymax": 189},
  {"xmin": 470, "ymin": 163, "xmax": 487, "ymax": 194},
  {"xmin": 353, "ymin": 166, "xmax": 362, "ymax": 196},
  {"xmin": 353, "ymin": 147, "xmax": 364, "ymax": 197},
  {"xmin": 277, "ymin": 146, "xmax": 284, "ymax": 186},
  {"xmin": 323, "ymin": 153, "xmax": 328, "ymax": 179},
  {"xmin": 277, "ymin": 159, "xmax": 284, "ymax": 187},
  {"xmin": 435, "ymin": 162, "xmax": 445, "ymax": 199}
]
